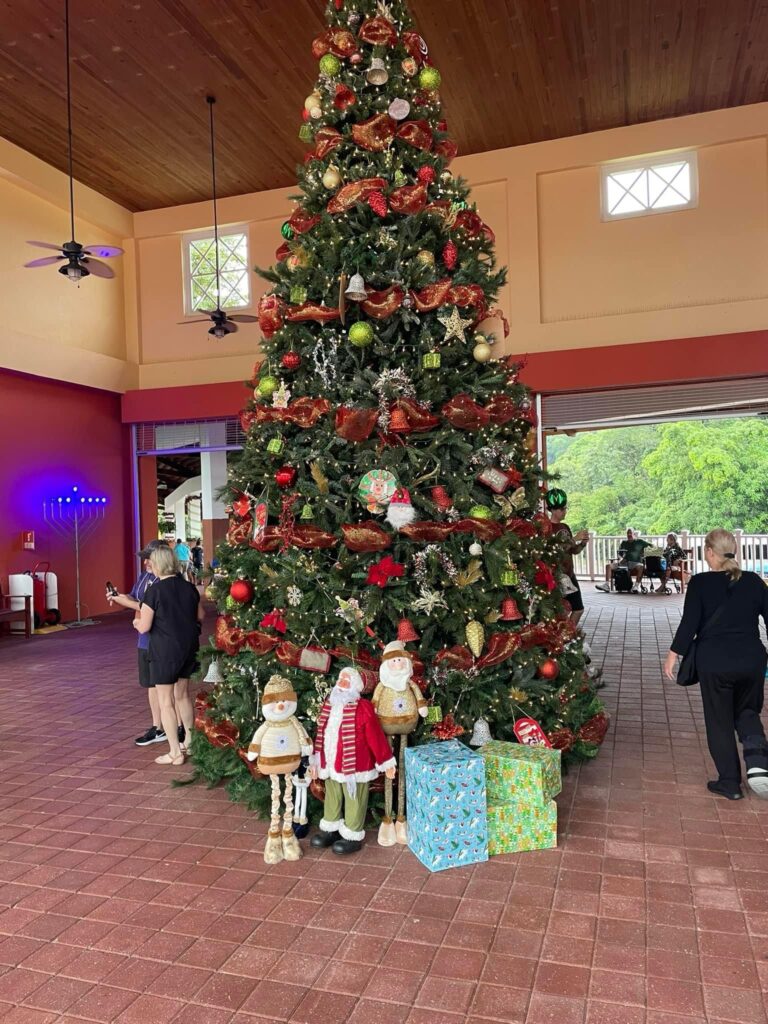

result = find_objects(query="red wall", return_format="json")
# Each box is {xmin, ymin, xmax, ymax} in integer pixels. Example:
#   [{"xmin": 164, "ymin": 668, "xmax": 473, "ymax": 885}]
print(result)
[{"xmin": 0, "ymin": 369, "xmax": 133, "ymax": 622}]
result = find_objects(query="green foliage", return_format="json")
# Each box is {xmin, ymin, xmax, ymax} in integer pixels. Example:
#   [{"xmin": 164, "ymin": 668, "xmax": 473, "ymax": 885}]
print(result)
[
  {"xmin": 548, "ymin": 419, "xmax": 768, "ymax": 533},
  {"xmin": 192, "ymin": 0, "xmax": 604, "ymax": 820}
]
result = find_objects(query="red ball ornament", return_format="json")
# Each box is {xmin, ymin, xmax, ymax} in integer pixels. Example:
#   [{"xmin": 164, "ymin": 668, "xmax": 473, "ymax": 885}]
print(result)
[
  {"xmin": 442, "ymin": 240, "xmax": 458, "ymax": 269},
  {"xmin": 538, "ymin": 658, "xmax": 560, "ymax": 680},
  {"xmin": 301, "ymin": 108, "xmax": 310, "ymax": 122},
  {"xmin": 229, "ymin": 579, "xmax": 254, "ymax": 604},
  {"xmin": 281, "ymin": 351, "xmax": 302, "ymax": 371},
  {"xmin": 334, "ymin": 0, "xmax": 343, "ymax": 8},
  {"xmin": 275, "ymin": 466, "xmax": 297, "ymax": 488},
  {"xmin": 367, "ymin": 190, "xmax": 388, "ymax": 217},
  {"xmin": 417, "ymin": 165, "xmax": 436, "ymax": 185}
]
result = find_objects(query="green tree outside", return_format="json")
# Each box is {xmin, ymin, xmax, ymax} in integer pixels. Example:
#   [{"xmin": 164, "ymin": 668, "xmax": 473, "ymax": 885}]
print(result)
[{"xmin": 547, "ymin": 418, "xmax": 768, "ymax": 534}]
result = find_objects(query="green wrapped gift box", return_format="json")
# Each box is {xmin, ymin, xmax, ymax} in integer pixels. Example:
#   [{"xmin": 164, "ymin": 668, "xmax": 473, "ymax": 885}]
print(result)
[
  {"xmin": 481, "ymin": 740, "xmax": 561, "ymax": 806},
  {"xmin": 487, "ymin": 799, "xmax": 557, "ymax": 855}
]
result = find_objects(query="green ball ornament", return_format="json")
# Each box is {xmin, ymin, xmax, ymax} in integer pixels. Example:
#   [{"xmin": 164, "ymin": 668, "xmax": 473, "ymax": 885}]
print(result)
[
  {"xmin": 419, "ymin": 66, "xmax": 442, "ymax": 91},
  {"xmin": 225, "ymin": 595, "xmax": 238, "ymax": 611},
  {"xmin": 256, "ymin": 375, "xmax": 279, "ymax": 398},
  {"xmin": 319, "ymin": 54, "xmax": 341, "ymax": 76},
  {"xmin": 469, "ymin": 504, "xmax": 494, "ymax": 520},
  {"xmin": 281, "ymin": 221, "xmax": 294, "ymax": 240},
  {"xmin": 348, "ymin": 322, "xmax": 374, "ymax": 347}
]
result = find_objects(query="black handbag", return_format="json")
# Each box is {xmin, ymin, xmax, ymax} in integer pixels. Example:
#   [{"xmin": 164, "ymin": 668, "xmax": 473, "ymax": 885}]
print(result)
[{"xmin": 676, "ymin": 581, "xmax": 734, "ymax": 686}]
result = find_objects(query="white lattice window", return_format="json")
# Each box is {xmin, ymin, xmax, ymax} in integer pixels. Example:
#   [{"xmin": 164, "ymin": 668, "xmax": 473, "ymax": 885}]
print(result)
[
  {"xmin": 601, "ymin": 154, "xmax": 697, "ymax": 220},
  {"xmin": 183, "ymin": 227, "xmax": 250, "ymax": 314}
]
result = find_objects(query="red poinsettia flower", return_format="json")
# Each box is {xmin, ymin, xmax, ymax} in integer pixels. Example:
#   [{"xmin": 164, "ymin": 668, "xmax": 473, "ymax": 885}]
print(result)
[
  {"xmin": 534, "ymin": 561, "xmax": 557, "ymax": 592},
  {"xmin": 366, "ymin": 555, "xmax": 405, "ymax": 588}
]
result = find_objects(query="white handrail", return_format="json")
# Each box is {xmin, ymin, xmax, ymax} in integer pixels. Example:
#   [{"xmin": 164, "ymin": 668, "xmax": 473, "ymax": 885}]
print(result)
[{"xmin": 573, "ymin": 532, "xmax": 768, "ymax": 580}]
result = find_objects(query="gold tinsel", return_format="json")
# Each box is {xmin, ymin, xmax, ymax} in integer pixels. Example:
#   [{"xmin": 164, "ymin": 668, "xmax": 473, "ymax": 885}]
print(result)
[{"xmin": 510, "ymin": 688, "xmax": 529, "ymax": 703}]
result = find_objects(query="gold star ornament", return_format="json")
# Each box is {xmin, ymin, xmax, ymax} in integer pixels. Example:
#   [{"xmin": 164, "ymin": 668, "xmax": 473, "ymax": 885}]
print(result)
[{"xmin": 438, "ymin": 305, "xmax": 474, "ymax": 344}]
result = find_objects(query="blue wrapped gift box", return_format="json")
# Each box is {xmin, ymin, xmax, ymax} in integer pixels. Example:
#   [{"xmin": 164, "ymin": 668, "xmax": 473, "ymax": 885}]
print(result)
[{"xmin": 405, "ymin": 740, "xmax": 488, "ymax": 872}]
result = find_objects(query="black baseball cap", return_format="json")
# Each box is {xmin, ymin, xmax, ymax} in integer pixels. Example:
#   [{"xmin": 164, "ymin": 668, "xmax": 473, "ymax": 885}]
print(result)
[{"xmin": 137, "ymin": 539, "xmax": 170, "ymax": 559}]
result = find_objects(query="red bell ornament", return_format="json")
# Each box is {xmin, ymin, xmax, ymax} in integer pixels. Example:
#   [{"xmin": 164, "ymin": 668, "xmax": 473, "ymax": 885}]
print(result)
[
  {"xmin": 397, "ymin": 617, "xmax": 419, "ymax": 642},
  {"xmin": 275, "ymin": 466, "xmax": 297, "ymax": 488},
  {"xmin": 281, "ymin": 351, "xmax": 302, "ymax": 371},
  {"xmin": 500, "ymin": 597, "xmax": 523, "ymax": 621},
  {"xmin": 538, "ymin": 657, "xmax": 560, "ymax": 680},
  {"xmin": 388, "ymin": 406, "xmax": 412, "ymax": 432},
  {"xmin": 229, "ymin": 579, "xmax": 254, "ymax": 604}
]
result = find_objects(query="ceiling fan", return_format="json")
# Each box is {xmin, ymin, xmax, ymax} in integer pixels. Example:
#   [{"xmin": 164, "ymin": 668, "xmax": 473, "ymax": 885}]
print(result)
[
  {"xmin": 24, "ymin": 0, "xmax": 123, "ymax": 282},
  {"xmin": 180, "ymin": 96, "xmax": 257, "ymax": 339}
]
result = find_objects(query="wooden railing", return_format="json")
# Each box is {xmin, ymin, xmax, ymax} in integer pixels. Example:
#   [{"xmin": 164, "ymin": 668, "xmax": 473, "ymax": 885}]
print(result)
[{"xmin": 573, "ymin": 532, "xmax": 768, "ymax": 580}]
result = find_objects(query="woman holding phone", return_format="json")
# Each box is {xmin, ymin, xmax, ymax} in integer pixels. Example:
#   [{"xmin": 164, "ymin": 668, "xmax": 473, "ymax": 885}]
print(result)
[{"xmin": 134, "ymin": 545, "xmax": 203, "ymax": 765}]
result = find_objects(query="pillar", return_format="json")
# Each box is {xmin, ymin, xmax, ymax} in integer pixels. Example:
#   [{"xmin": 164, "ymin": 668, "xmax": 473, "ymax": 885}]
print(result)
[{"xmin": 200, "ymin": 423, "xmax": 228, "ymax": 568}]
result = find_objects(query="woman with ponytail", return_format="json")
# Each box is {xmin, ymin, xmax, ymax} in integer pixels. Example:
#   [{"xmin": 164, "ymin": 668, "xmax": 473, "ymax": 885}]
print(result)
[{"xmin": 664, "ymin": 529, "xmax": 768, "ymax": 800}]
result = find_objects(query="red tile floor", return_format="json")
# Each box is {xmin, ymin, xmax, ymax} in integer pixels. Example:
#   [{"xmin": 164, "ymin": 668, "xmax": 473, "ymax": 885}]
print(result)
[{"xmin": 2, "ymin": 590, "xmax": 768, "ymax": 1024}]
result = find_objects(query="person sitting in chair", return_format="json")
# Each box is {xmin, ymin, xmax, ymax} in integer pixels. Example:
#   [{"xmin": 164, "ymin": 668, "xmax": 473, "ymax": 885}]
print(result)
[
  {"xmin": 596, "ymin": 529, "xmax": 650, "ymax": 593},
  {"xmin": 657, "ymin": 533, "xmax": 688, "ymax": 594}
]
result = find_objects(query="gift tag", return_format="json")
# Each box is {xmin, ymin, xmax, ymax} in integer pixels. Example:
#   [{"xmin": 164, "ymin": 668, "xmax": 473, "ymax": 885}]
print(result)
[
  {"xmin": 298, "ymin": 646, "xmax": 332, "ymax": 673},
  {"xmin": 514, "ymin": 716, "xmax": 552, "ymax": 748},
  {"xmin": 477, "ymin": 467, "xmax": 515, "ymax": 494}
]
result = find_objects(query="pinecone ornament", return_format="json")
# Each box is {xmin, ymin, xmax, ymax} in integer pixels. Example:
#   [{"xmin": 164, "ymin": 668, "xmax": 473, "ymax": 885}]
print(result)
[
  {"xmin": 465, "ymin": 620, "xmax": 485, "ymax": 657},
  {"xmin": 368, "ymin": 191, "xmax": 388, "ymax": 216}
]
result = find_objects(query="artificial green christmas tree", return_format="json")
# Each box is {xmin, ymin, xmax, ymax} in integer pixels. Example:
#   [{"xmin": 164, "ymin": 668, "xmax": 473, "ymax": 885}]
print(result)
[{"xmin": 191, "ymin": 0, "xmax": 606, "ymax": 816}]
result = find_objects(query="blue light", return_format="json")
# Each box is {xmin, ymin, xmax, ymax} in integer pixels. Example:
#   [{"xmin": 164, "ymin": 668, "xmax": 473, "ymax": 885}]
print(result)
[
  {"xmin": 87, "ymin": 497, "xmax": 93, "ymax": 503},
  {"xmin": 65, "ymin": 497, "xmax": 71, "ymax": 503},
  {"xmin": 72, "ymin": 486, "xmax": 78, "ymax": 492},
  {"xmin": 57, "ymin": 497, "xmax": 63, "ymax": 503},
  {"xmin": 81, "ymin": 497, "xmax": 86, "ymax": 503}
]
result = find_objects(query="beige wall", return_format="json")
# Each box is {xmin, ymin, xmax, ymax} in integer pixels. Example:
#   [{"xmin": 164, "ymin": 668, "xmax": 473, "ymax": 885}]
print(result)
[
  {"xmin": 0, "ymin": 137, "xmax": 136, "ymax": 392},
  {"xmin": 4, "ymin": 101, "xmax": 768, "ymax": 394}
]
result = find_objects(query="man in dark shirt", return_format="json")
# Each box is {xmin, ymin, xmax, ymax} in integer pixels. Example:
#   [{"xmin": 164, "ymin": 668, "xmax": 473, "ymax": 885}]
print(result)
[{"xmin": 596, "ymin": 529, "xmax": 651, "ymax": 593}]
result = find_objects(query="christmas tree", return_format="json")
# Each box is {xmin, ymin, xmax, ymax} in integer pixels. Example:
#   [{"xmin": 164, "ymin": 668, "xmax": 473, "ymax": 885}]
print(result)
[{"xmin": 191, "ymin": 0, "xmax": 607, "ymax": 815}]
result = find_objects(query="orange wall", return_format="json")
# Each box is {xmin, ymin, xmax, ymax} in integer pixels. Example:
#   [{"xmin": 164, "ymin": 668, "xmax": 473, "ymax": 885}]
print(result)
[{"xmin": 129, "ymin": 102, "xmax": 768, "ymax": 391}]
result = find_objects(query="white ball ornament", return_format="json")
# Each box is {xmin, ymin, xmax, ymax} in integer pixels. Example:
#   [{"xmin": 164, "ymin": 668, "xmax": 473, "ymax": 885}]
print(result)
[
  {"xmin": 473, "ymin": 340, "xmax": 493, "ymax": 363},
  {"xmin": 469, "ymin": 541, "xmax": 483, "ymax": 557}
]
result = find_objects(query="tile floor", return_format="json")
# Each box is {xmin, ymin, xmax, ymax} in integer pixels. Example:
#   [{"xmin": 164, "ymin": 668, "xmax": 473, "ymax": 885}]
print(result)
[{"xmin": 1, "ymin": 591, "xmax": 768, "ymax": 1023}]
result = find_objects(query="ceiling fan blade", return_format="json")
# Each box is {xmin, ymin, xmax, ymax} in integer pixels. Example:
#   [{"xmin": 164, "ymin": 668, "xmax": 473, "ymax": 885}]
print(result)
[
  {"xmin": 81, "ymin": 258, "xmax": 115, "ymax": 279},
  {"xmin": 82, "ymin": 245, "xmax": 124, "ymax": 259},
  {"xmin": 178, "ymin": 319, "xmax": 212, "ymax": 325},
  {"xmin": 228, "ymin": 314, "xmax": 258, "ymax": 323},
  {"xmin": 26, "ymin": 240, "xmax": 65, "ymax": 251},
  {"xmin": 24, "ymin": 255, "xmax": 65, "ymax": 268}
]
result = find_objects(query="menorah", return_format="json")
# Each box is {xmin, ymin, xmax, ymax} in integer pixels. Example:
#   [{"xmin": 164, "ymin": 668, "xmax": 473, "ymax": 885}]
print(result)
[{"xmin": 43, "ymin": 487, "xmax": 108, "ymax": 626}]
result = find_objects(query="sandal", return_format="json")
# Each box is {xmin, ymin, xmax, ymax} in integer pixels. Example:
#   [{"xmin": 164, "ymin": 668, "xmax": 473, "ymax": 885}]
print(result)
[{"xmin": 155, "ymin": 752, "xmax": 186, "ymax": 766}]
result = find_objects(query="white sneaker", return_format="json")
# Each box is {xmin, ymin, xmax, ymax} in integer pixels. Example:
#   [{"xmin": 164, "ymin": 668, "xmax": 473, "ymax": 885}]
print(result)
[
  {"xmin": 595, "ymin": 583, "xmax": 610, "ymax": 593},
  {"xmin": 747, "ymin": 768, "xmax": 768, "ymax": 798}
]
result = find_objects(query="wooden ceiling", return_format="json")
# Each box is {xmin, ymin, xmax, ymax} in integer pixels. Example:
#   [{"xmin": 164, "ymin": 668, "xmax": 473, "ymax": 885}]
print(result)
[{"xmin": 1, "ymin": 0, "xmax": 767, "ymax": 212}]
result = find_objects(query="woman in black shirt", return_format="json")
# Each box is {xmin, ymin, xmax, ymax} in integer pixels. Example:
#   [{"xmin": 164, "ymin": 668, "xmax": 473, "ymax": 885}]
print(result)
[
  {"xmin": 664, "ymin": 529, "xmax": 768, "ymax": 800},
  {"xmin": 135, "ymin": 545, "xmax": 202, "ymax": 765}
]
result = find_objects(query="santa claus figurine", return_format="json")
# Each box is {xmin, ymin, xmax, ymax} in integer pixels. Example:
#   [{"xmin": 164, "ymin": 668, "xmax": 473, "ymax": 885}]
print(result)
[
  {"xmin": 310, "ymin": 666, "xmax": 396, "ymax": 855},
  {"xmin": 246, "ymin": 674, "xmax": 312, "ymax": 865},
  {"xmin": 372, "ymin": 640, "xmax": 428, "ymax": 846},
  {"xmin": 386, "ymin": 487, "xmax": 417, "ymax": 529}
]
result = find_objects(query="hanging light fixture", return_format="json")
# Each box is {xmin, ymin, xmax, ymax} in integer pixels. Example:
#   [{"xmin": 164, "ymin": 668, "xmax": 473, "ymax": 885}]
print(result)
[{"xmin": 24, "ymin": 0, "xmax": 123, "ymax": 280}]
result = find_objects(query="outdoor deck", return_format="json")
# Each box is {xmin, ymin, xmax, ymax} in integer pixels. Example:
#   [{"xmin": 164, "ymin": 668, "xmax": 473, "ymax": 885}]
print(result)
[{"xmin": 2, "ymin": 591, "xmax": 768, "ymax": 1024}]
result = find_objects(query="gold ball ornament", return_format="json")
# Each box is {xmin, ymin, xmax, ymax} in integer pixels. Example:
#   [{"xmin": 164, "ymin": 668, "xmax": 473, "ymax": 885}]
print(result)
[
  {"xmin": 415, "ymin": 249, "xmax": 435, "ymax": 268},
  {"xmin": 304, "ymin": 92, "xmax": 322, "ymax": 118},
  {"xmin": 419, "ymin": 66, "xmax": 442, "ymax": 91},
  {"xmin": 473, "ymin": 340, "xmax": 493, "ymax": 363},
  {"xmin": 256, "ymin": 375, "xmax": 279, "ymax": 398},
  {"xmin": 348, "ymin": 322, "xmax": 374, "ymax": 347},
  {"xmin": 322, "ymin": 166, "xmax": 342, "ymax": 189},
  {"xmin": 465, "ymin": 619, "xmax": 485, "ymax": 657}
]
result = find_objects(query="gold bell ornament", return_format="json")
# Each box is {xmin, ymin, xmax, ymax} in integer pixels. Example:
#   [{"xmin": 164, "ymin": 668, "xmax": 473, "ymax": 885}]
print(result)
[
  {"xmin": 345, "ymin": 272, "xmax": 368, "ymax": 302},
  {"xmin": 469, "ymin": 716, "xmax": 492, "ymax": 747},
  {"xmin": 465, "ymin": 620, "xmax": 485, "ymax": 657},
  {"xmin": 472, "ymin": 333, "xmax": 493, "ymax": 363}
]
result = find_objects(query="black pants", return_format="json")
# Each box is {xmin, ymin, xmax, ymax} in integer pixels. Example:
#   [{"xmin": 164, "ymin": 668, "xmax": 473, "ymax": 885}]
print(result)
[{"xmin": 699, "ymin": 661, "xmax": 768, "ymax": 789}]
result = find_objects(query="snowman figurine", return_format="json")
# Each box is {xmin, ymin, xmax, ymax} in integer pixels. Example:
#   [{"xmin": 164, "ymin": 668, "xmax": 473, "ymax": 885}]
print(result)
[
  {"xmin": 372, "ymin": 641, "xmax": 428, "ymax": 845},
  {"xmin": 247, "ymin": 674, "xmax": 312, "ymax": 864}
]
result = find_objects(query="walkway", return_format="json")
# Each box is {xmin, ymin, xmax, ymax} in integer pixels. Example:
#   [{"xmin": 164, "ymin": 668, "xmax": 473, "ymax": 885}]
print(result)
[{"xmin": 1, "ymin": 593, "xmax": 768, "ymax": 1024}]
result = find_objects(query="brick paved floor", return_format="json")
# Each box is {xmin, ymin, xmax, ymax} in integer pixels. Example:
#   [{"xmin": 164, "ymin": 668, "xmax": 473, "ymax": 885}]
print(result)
[{"xmin": 2, "ymin": 592, "xmax": 768, "ymax": 1024}]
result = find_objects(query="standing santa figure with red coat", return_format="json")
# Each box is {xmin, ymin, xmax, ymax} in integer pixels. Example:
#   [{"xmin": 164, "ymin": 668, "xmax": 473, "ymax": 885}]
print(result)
[{"xmin": 310, "ymin": 666, "xmax": 396, "ymax": 855}]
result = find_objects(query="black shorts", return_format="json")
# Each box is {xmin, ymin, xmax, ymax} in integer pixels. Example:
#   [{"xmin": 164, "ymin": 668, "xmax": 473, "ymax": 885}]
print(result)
[
  {"xmin": 138, "ymin": 649, "xmax": 153, "ymax": 688},
  {"xmin": 150, "ymin": 648, "xmax": 199, "ymax": 687},
  {"xmin": 565, "ymin": 575, "xmax": 584, "ymax": 613}
]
